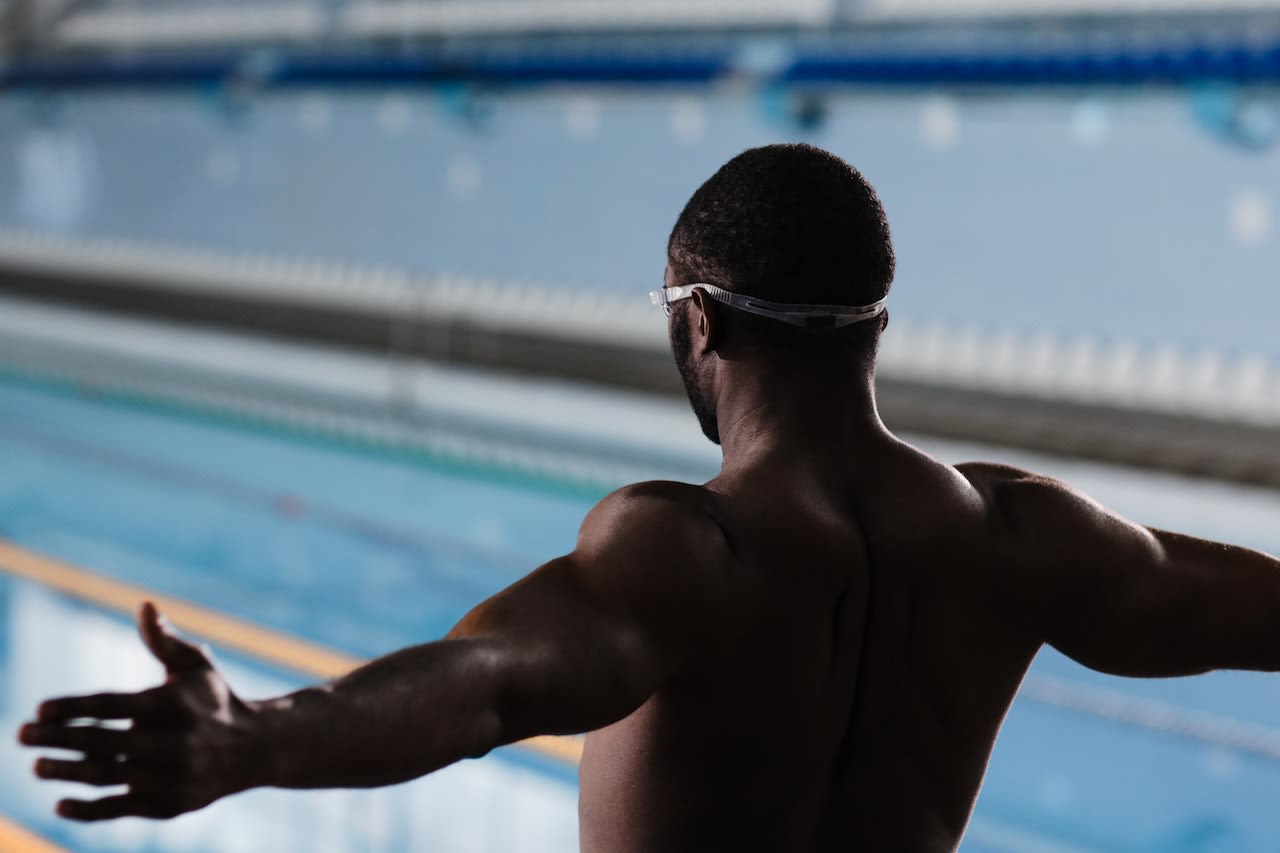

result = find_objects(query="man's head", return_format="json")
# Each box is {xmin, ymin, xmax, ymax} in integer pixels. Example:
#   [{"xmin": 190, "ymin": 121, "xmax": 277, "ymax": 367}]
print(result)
[{"xmin": 665, "ymin": 143, "xmax": 895, "ymax": 444}]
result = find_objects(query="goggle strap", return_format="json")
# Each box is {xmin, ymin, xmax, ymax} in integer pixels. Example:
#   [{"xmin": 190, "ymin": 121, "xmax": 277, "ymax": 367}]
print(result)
[{"xmin": 652, "ymin": 284, "xmax": 887, "ymax": 329}]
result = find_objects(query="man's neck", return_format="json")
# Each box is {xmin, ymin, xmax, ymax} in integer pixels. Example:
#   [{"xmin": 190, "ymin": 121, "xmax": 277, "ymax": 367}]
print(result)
[{"xmin": 714, "ymin": 362, "xmax": 888, "ymax": 474}]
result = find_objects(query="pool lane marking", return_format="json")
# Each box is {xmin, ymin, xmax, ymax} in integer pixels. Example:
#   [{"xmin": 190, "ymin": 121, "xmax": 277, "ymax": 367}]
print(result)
[
  {"xmin": 0, "ymin": 539, "xmax": 584, "ymax": 766},
  {"xmin": 0, "ymin": 813, "xmax": 69, "ymax": 853},
  {"xmin": 0, "ymin": 418, "xmax": 543, "ymax": 574},
  {"xmin": 0, "ymin": 540, "xmax": 362, "ymax": 677}
]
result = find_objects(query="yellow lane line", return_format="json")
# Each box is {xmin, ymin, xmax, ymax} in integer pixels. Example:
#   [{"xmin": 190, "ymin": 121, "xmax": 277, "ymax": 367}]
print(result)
[
  {"xmin": 0, "ymin": 539, "xmax": 584, "ymax": 765},
  {"xmin": 0, "ymin": 814, "xmax": 69, "ymax": 853},
  {"xmin": 519, "ymin": 734, "xmax": 585, "ymax": 765},
  {"xmin": 0, "ymin": 540, "xmax": 361, "ymax": 678}
]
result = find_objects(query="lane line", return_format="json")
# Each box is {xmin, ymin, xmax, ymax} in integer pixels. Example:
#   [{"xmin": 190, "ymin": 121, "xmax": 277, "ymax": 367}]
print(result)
[
  {"xmin": 0, "ymin": 538, "xmax": 584, "ymax": 765},
  {"xmin": 0, "ymin": 539, "xmax": 362, "ymax": 678},
  {"xmin": 966, "ymin": 817, "xmax": 1100, "ymax": 853},
  {"xmin": 1022, "ymin": 674, "xmax": 1280, "ymax": 763},
  {"xmin": 0, "ymin": 813, "xmax": 69, "ymax": 853},
  {"xmin": 0, "ymin": 417, "xmax": 542, "ymax": 573}
]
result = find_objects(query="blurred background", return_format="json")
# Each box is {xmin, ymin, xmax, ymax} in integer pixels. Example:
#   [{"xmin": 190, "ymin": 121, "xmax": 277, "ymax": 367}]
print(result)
[{"xmin": 1, "ymin": 0, "xmax": 1280, "ymax": 851}]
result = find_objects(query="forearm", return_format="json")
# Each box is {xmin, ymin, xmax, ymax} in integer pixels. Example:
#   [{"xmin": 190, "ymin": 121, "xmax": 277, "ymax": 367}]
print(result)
[{"xmin": 253, "ymin": 638, "xmax": 507, "ymax": 790}]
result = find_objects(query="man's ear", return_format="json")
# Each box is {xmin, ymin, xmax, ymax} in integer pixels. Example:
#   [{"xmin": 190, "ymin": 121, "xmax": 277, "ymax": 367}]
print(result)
[
  {"xmin": 880, "ymin": 308, "xmax": 890, "ymax": 333},
  {"xmin": 689, "ymin": 288, "xmax": 721, "ymax": 353}
]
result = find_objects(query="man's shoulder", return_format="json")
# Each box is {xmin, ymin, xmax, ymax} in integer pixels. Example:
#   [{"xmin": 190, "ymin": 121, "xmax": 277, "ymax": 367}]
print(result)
[
  {"xmin": 605, "ymin": 479, "xmax": 712, "ymax": 503},
  {"xmin": 951, "ymin": 461, "xmax": 1101, "ymax": 544},
  {"xmin": 952, "ymin": 460, "xmax": 1042, "ymax": 489},
  {"xmin": 587, "ymin": 481, "xmax": 720, "ymax": 528},
  {"xmin": 572, "ymin": 482, "xmax": 748, "ymax": 654},
  {"xmin": 577, "ymin": 481, "xmax": 732, "ymax": 570}
]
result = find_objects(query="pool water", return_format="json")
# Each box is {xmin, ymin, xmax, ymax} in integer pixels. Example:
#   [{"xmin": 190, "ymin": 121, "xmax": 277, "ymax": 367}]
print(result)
[{"xmin": 4, "ymin": 374, "xmax": 1280, "ymax": 852}]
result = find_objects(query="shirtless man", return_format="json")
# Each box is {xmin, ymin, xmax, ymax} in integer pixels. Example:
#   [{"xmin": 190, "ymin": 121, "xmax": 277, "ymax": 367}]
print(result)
[{"xmin": 19, "ymin": 144, "xmax": 1280, "ymax": 852}]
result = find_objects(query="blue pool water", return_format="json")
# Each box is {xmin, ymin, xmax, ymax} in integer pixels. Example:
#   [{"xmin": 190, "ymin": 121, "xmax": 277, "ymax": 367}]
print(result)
[{"xmin": 4, "ymin": 374, "xmax": 1280, "ymax": 851}]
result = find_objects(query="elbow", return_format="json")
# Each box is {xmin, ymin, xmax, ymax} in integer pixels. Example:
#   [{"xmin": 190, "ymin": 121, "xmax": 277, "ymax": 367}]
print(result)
[
  {"xmin": 466, "ymin": 705, "xmax": 505, "ymax": 760},
  {"xmin": 1051, "ymin": 631, "xmax": 1218, "ymax": 679}
]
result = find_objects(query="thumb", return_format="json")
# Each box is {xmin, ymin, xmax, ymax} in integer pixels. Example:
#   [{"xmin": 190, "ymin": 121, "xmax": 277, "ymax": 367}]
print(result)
[{"xmin": 138, "ymin": 601, "xmax": 213, "ymax": 675}]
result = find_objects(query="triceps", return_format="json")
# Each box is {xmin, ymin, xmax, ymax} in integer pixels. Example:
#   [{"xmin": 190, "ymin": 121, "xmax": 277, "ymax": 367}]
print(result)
[
  {"xmin": 1048, "ymin": 526, "xmax": 1280, "ymax": 678},
  {"xmin": 1147, "ymin": 528, "xmax": 1280, "ymax": 674}
]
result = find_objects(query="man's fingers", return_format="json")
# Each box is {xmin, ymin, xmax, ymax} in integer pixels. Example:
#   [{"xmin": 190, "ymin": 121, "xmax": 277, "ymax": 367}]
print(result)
[
  {"xmin": 38, "ymin": 687, "xmax": 172, "ymax": 723},
  {"xmin": 137, "ymin": 601, "xmax": 212, "ymax": 675},
  {"xmin": 57, "ymin": 794, "xmax": 173, "ymax": 822},
  {"xmin": 35, "ymin": 757, "xmax": 138, "ymax": 787},
  {"xmin": 18, "ymin": 723, "xmax": 172, "ymax": 760}
]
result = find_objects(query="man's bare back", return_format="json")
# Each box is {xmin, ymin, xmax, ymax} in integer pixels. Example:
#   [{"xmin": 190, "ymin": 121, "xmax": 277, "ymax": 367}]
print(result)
[
  {"xmin": 578, "ymin": 434, "xmax": 1280, "ymax": 852},
  {"xmin": 19, "ymin": 143, "xmax": 1280, "ymax": 852}
]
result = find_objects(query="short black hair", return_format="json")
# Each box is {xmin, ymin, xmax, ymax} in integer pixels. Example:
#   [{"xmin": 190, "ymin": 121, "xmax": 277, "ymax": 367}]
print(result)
[{"xmin": 667, "ymin": 144, "xmax": 895, "ymax": 352}]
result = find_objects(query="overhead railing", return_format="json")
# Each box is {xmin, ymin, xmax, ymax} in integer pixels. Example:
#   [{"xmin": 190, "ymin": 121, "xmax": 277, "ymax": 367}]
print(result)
[
  {"xmin": 342, "ymin": 0, "xmax": 835, "ymax": 37},
  {"xmin": 52, "ymin": 0, "xmax": 835, "ymax": 49},
  {"xmin": 856, "ymin": 0, "xmax": 1280, "ymax": 22},
  {"xmin": 46, "ymin": 0, "xmax": 1280, "ymax": 50},
  {"xmin": 14, "ymin": 36, "xmax": 1280, "ymax": 88},
  {"xmin": 0, "ymin": 0, "xmax": 1258, "ymax": 86},
  {"xmin": 29, "ymin": 0, "xmax": 1280, "ymax": 88},
  {"xmin": 0, "ymin": 229, "xmax": 1277, "ymax": 487},
  {"xmin": 57, "ymin": 3, "xmax": 327, "ymax": 48}
]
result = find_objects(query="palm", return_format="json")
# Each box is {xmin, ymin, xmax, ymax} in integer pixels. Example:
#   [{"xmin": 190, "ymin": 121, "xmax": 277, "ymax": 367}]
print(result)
[{"xmin": 18, "ymin": 601, "xmax": 265, "ymax": 821}]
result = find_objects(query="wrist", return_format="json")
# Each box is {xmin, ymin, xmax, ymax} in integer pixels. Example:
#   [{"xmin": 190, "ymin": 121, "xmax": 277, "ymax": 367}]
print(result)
[{"xmin": 240, "ymin": 697, "xmax": 287, "ymax": 790}]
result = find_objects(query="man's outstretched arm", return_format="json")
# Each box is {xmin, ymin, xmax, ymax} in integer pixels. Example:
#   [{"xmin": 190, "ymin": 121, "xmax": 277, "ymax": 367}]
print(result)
[
  {"xmin": 18, "ymin": 482, "xmax": 739, "ymax": 821},
  {"xmin": 966, "ymin": 463, "xmax": 1280, "ymax": 678}
]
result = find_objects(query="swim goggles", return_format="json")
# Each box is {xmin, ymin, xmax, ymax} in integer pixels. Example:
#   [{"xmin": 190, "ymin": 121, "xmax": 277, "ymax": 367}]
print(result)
[{"xmin": 650, "ymin": 283, "xmax": 887, "ymax": 329}]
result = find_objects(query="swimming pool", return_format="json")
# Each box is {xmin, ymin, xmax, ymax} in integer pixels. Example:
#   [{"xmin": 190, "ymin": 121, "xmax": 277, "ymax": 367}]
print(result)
[{"xmin": 4, "ymin": 372, "xmax": 1280, "ymax": 852}]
